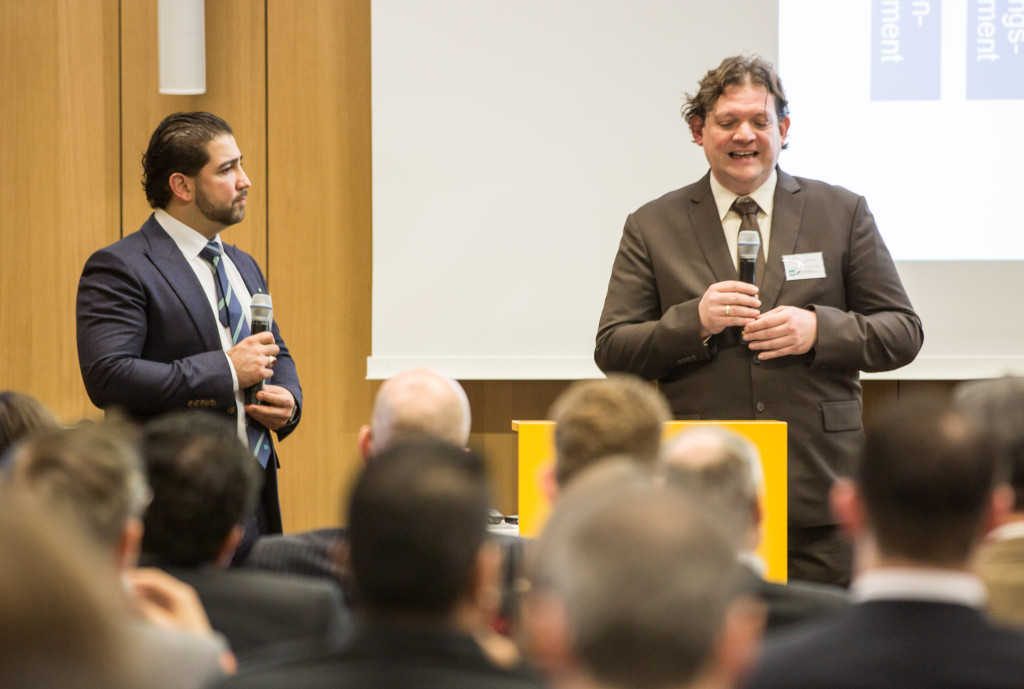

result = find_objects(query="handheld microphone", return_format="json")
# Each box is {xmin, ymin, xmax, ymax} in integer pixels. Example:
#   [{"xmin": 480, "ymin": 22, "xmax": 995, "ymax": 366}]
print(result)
[
  {"xmin": 737, "ymin": 230, "xmax": 760, "ymax": 285},
  {"xmin": 246, "ymin": 293, "xmax": 273, "ymax": 406}
]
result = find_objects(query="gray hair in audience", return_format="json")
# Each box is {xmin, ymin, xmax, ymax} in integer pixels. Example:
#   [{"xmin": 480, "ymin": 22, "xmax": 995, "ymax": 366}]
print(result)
[
  {"xmin": 660, "ymin": 426, "xmax": 762, "ymax": 549},
  {"xmin": 530, "ymin": 476, "xmax": 744, "ymax": 689},
  {"xmin": 370, "ymin": 369, "xmax": 472, "ymax": 452}
]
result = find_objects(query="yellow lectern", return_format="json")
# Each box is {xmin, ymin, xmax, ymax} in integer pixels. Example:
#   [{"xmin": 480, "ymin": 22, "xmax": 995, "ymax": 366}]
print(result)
[{"xmin": 512, "ymin": 420, "xmax": 788, "ymax": 582}]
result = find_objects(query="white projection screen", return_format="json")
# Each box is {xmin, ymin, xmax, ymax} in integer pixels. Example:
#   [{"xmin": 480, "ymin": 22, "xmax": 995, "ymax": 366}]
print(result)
[{"xmin": 370, "ymin": 0, "xmax": 1024, "ymax": 380}]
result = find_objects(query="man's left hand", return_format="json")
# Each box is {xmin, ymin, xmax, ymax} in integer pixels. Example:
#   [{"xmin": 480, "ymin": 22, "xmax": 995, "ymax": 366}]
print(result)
[
  {"xmin": 245, "ymin": 384, "xmax": 296, "ymax": 431},
  {"xmin": 742, "ymin": 306, "xmax": 817, "ymax": 360}
]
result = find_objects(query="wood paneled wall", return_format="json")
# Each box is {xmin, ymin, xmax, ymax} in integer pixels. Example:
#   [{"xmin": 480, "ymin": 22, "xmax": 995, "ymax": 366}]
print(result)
[{"xmin": 0, "ymin": 0, "xmax": 957, "ymax": 530}]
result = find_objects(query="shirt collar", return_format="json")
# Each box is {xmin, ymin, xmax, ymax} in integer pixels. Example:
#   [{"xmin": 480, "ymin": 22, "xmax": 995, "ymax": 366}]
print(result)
[
  {"xmin": 154, "ymin": 208, "xmax": 221, "ymax": 259},
  {"xmin": 987, "ymin": 520, "xmax": 1024, "ymax": 542},
  {"xmin": 709, "ymin": 169, "xmax": 777, "ymax": 222},
  {"xmin": 852, "ymin": 567, "xmax": 987, "ymax": 608}
]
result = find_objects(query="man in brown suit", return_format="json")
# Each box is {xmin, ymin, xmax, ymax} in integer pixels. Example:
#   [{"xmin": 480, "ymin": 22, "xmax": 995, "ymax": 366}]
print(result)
[{"xmin": 595, "ymin": 55, "xmax": 922, "ymax": 586}]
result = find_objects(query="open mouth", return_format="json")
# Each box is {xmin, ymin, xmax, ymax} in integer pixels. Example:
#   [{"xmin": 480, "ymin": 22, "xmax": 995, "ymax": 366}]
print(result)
[{"xmin": 730, "ymin": 151, "xmax": 757, "ymax": 159}]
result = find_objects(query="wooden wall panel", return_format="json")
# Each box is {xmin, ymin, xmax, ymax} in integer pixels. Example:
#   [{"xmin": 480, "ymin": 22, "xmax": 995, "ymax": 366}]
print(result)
[
  {"xmin": 267, "ymin": 0, "xmax": 375, "ymax": 530},
  {"xmin": 0, "ymin": 0, "xmax": 119, "ymax": 422},
  {"xmin": 119, "ymin": 0, "xmax": 267, "ymax": 262}
]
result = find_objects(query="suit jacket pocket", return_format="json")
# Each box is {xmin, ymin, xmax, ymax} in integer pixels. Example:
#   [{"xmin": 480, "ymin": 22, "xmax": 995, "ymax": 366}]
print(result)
[{"xmin": 821, "ymin": 400, "xmax": 862, "ymax": 432}]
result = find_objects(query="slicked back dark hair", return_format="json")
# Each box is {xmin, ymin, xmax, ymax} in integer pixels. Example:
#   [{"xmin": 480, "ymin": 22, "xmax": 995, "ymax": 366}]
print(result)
[
  {"xmin": 142, "ymin": 112, "xmax": 233, "ymax": 209},
  {"xmin": 139, "ymin": 411, "xmax": 260, "ymax": 567},
  {"xmin": 347, "ymin": 440, "xmax": 490, "ymax": 618},
  {"xmin": 682, "ymin": 55, "xmax": 789, "ymax": 148}
]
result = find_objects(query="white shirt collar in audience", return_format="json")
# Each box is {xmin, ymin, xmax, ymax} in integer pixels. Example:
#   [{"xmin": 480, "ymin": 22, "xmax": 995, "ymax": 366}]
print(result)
[
  {"xmin": 987, "ymin": 520, "xmax": 1024, "ymax": 542},
  {"xmin": 852, "ymin": 568, "xmax": 986, "ymax": 607}
]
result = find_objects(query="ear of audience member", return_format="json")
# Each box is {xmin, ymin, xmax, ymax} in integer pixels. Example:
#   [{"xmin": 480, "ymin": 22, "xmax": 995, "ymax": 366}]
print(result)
[
  {"xmin": 0, "ymin": 390, "xmax": 59, "ymax": 468},
  {"xmin": 524, "ymin": 468, "xmax": 763, "ymax": 689},
  {"xmin": 358, "ymin": 368, "xmax": 472, "ymax": 459},
  {"xmin": 0, "ymin": 489, "xmax": 144, "ymax": 689},
  {"xmin": 548, "ymin": 374, "xmax": 670, "ymax": 492}
]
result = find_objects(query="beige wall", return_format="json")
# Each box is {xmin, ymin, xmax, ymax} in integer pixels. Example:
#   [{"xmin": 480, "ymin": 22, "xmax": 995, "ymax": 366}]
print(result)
[{"xmin": 0, "ymin": 0, "xmax": 953, "ymax": 529}]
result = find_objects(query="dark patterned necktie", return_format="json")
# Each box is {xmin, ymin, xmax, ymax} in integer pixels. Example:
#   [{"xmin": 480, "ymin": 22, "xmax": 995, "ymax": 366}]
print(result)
[
  {"xmin": 199, "ymin": 241, "xmax": 272, "ymax": 468},
  {"xmin": 732, "ymin": 197, "xmax": 766, "ymax": 289}
]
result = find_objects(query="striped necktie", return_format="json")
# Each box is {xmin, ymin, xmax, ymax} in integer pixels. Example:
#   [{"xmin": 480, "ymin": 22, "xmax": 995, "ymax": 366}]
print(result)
[{"xmin": 199, "ymin": 241, "xmax": 272, "ymax": 468}]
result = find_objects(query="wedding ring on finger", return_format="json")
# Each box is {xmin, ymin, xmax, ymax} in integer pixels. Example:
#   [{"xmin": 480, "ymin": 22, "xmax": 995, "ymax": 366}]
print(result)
[{"xmin": 724, "ymin": 304, "xmax": 731, "ymax": 317}]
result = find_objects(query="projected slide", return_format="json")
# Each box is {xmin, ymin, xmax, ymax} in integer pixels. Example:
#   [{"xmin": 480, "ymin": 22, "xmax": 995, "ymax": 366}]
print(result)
[{"xmin": 779, "ymin": 0, "xmax": 1024, "ymax": 260}]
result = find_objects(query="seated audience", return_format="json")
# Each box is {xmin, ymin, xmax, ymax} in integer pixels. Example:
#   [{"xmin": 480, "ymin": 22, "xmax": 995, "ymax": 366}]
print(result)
[
  {"xmin": 0, "ymin": 490, "xmax": 143, "ymax": 689},
  {"xmin": 661, "ymin": 426, "xmax": 849, "ymax": 633},
  {"xmin": 218, "ymin": 440, "xmax": 546, "ymax": 688},
  {"xmin": 954, "ymin": 375, "xmax": 1024, "ymax": 627},
  {"xmin": 523, "ymin": 465, "xmax": 763, "ymax": 689},
  {"xmin": 0, "ymin": 389, "xmax": 58, "ymax": 464},
  {"xmin": 139, "ymin": 411, "xmax": 350, "ymax": 661},
  {"xmin": 5, "ymin": 419, "xmax": 235, "ymax": 689},
  {"xmin": 745, "ymin": 401, "xmax": 1024, "ymax": 689}
]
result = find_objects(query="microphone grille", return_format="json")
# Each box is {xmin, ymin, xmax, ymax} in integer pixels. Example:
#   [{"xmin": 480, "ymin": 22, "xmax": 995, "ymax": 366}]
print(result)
[{"xmin": 737, "ymin": 230, "xmax": 760, "ymax": 261}]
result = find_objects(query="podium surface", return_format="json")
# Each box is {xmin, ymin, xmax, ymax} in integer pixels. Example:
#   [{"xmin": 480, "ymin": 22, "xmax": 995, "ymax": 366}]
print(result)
[{"xmin": 513, "ymin": 419, "xmax": 788, "ymax": 582}]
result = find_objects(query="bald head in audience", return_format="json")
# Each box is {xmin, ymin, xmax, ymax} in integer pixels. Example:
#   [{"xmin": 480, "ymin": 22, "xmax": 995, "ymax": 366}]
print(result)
[
  {"xmin": 548, "ymin": 374, "xmax": 670, "ymax": 493},
  {"xmin": 358, "ymin": 369, "xmax": 472, "ymax": 459},
  {"xmin": 660, "ymin": 426, "xmax": 763, "ymax": 553}
]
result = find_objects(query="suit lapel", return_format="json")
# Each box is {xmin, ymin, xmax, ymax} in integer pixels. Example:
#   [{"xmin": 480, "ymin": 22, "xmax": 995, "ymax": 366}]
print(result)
[
  {"xmin": 687, "ymin": 173, "xmax": 737, "ymax": 283},
  {"xmin": 140, "ymin": 215, "xmax": 223, "ymax": 352},
  {"xmin": 761, "ymin": 170, "xmax": 804, "ymax": 310}
]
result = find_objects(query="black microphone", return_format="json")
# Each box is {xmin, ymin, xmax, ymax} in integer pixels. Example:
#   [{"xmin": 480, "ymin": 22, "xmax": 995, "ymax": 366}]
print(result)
[
  {"xmin": 246, "ymin": 293, "xmax": 273, "ymax": 406},
  {"xmin": 737, "ymin": 230, "xmax": 760, "ymax": 284}
]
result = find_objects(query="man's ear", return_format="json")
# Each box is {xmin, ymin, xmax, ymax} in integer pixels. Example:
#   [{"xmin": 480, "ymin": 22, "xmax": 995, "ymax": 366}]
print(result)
[
  {"xmin": 541, "ymin": 463, "xmax": 560, "ymax": 503},
  {"xmin": 357, "ymin": 424, "xmax": 373, "ymax": 463},
  {"xmin": 117, "ymin": 516, "xmax": 145, "ymax": 570},
  {"xmin": 690, "ymin": 116, "xmax": 705, "ymax": 145},
  {"xmin": 168, "ymin": 172, "xmax": 194, "ymax": 203},
  {"xmin": 521, "ymin": 589, "xmax": 577, "ymax": 679},
  {"xmin": 215, "ymin": 525, "xmax": 244, "ymax": 568},
  {"xmin": 830, "ymin": 478, "xmax": 865, "ymax": 540},
  {"xmin": 704, "ymin": 595, "xmax": 766, "ymax": 689},
  {"xmin": 469, "ymin": 540, "xmax": 503, "ymax": 615},
  {"xmin": 986, "ymin": 484, "xmax": 1015, "ymax": 534}
]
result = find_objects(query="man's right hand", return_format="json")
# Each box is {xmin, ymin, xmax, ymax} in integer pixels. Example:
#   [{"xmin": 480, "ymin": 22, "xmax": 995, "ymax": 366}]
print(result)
[
  {"xmin": 228, "ymin": 331, "xmax": 279, "ymax": 388},
  {"xmin": 697, "ymin": 280, "xmax": 761, "ymax": 340}
]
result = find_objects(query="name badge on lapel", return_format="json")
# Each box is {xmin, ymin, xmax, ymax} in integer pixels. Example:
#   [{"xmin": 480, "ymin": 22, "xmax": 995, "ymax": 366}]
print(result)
[{"xmin": 782, "ymin": 252, "xmax": 826, "ymax": 281}]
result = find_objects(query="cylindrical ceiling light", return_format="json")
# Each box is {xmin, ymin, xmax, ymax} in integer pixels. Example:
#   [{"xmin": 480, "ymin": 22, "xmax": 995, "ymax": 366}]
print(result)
[{"xmin": 158, "ymin": 0, "xmax": 206, "ymax": 95}]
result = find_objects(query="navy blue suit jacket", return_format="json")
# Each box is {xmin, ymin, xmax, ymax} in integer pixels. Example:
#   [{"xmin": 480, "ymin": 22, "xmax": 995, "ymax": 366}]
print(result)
[{"xmin": 76, "ymin": 214, "xmax": 302, "ymax": 532}]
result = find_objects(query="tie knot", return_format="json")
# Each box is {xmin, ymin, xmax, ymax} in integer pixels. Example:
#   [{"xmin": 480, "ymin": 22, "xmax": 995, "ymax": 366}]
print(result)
[
  {"xmin": 732, "ymin": 197, "xmax": 759, "ymax": 218},
  {"xmin": 199, "ymin": 241, "xmax": 221, "ymax": 266}
]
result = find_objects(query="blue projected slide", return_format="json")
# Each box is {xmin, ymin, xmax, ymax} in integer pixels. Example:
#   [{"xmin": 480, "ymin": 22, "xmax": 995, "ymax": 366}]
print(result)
[{"xmin": 779, "ymin": 0, "xmax": 1024, "ymax": 260}]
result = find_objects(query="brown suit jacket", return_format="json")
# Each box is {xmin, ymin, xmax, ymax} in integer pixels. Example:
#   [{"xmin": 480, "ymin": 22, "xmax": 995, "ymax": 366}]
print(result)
[{"xmin": 596, "ymin": 169, "xmax": 922, "ymax": 527}]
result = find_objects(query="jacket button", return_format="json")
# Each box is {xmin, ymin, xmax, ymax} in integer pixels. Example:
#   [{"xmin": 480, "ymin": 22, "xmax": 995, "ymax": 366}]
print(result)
[
  {"xmin": 756, "ymin": 401, "xmax": 766, "ymax": 413},
  {"xmin": 227, "ymin": 406, "xmax": 236, "ymax": 415},
  {"xmin": 752, "ymin": 355, "xmax": 761, "ymax": 365}
]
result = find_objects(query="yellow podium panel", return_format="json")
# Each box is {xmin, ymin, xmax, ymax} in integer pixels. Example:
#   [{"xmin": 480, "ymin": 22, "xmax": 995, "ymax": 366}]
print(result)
[{"xmin": 513, "ymin": 419, "xmax": 788, "ymax": 582}]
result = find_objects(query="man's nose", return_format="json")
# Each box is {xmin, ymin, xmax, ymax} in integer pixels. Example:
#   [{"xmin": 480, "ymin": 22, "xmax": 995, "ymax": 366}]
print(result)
[
  {"xmin": 237, "ymin": 165, "xmax": 251, "ymax": 189},
  {"xmin": 733, "ymin": 121, "xmax": 756, "ymax": 141}
]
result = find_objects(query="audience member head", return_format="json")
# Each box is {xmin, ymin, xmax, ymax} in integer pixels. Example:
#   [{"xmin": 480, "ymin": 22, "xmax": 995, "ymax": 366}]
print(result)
[
  {"xmin": 142, "ymin": 112, "xmax": 234, "ymax": 209},
  {"xmin": 832, "ymin": 400, "xmax": 1007, "ymax": 568},
  {"xmin": 682, "ymin": 55, "xmax": 789, "ymax": 140},
  {"xmin": 549, "ymin": 374, "xmax": 670, "ymax": 489},
  {"xmin": 525, "ymin": 474, "xmax": 761, "ymax": 689},
  {"xmin": 5, "ymin": 419, "xmax": 150, "ymax": 568},
  {"xmin": 660, "ymin": 426, "xmax": 763, "ymax": 553},
  {"xmin": 347, "ymin": 439, "xmax": 493, "ymax": 622},
  {"xmin": 954, "ymin": 376, "xmax": 1024, "ymax": 514},
  {"xmin": 139, "ymin": 411, "xmax": 261, "ymax": 568},
  {"xmin": 358, "ymin": 368, "xmax": 472, "ymax": 460},
  {"xmin": 0, "ymin": 390, "xmax": 58, "ymax": 463},
  {"xmin": 0, "ymin": 490, "xmax": 142, "ymax": 689}
]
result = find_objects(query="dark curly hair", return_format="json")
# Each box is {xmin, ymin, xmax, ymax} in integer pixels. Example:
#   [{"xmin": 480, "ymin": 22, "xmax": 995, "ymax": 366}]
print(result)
[
  {"xmin": 682, "ymin": 55, "xmax": 789, "ymax": 147},
  {"xmin": 141, "ymin": 112, "xmax": 233, "ymax": 209}
]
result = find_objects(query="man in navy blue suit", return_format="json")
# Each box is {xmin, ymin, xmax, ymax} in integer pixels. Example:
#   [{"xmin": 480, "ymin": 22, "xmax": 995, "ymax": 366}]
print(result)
[{"xmin": 76, "ymin": 112, "xmax": 302, "ymax": 552}]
